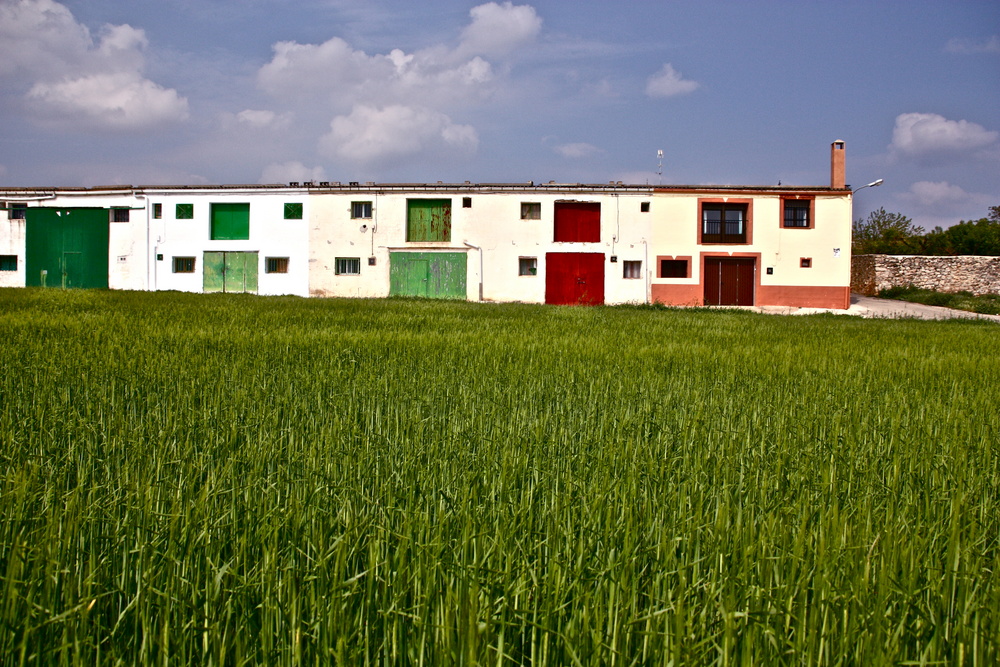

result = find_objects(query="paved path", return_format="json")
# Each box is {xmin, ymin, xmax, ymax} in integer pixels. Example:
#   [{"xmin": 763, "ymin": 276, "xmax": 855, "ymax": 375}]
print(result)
[{"xmin": 756, "ymin": 294, "xmax": 1000, "ymax": 322}]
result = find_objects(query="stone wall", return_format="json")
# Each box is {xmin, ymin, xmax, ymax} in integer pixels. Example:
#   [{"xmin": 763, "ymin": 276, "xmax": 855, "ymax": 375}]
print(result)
[{"xmin": 851, "ymin": 254, "xmax": 1000, "ymax": 296}]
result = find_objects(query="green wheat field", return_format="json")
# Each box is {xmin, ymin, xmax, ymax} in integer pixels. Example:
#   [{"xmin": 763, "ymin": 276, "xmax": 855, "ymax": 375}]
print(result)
[{"xmin": 1, "ymin": 288, "xmax": 997, "ymax": 665}]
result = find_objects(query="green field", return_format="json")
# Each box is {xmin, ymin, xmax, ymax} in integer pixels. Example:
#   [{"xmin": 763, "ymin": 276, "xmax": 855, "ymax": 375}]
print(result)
[{"xmin": 1, "ymin": 289, "xmax": 998, "ymax": 665}]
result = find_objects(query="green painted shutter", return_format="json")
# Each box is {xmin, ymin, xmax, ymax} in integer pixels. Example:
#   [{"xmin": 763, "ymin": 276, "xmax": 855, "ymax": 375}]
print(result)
[
  {"xmin": 406, "ymin": 199, "xmax": 451, "ymax": 242},
  {"xmin": 390, "ymin": 252, "xmax": 466, "ymax": 299},
  {"xmin": 284, "ymin": 203, "xmax": 303, "ymax": 219},
  {"xmin": 25, "ymin": 207, "xmax": 109, "ymax": 289},
  {"xmin": 210, "ymin": 203, "xmax": 250, "ymax": 240},
  {"xmin": 204, "ymin": 252, "xmax": 225, "ymax": 292}
]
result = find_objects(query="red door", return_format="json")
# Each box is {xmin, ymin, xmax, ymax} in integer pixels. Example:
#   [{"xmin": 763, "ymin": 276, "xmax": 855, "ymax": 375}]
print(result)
[
  {"xmin": 704, "ymin": 257, "xmax": 756, "ymax": 305},
  {"xmin": 545, "ymin": 253, "xmax": 605, "ymax": 305}
]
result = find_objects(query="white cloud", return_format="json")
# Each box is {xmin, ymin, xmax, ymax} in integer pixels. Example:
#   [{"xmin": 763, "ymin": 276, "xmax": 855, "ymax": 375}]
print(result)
[
  {"xmin": 645, "ymin": 63, "xmax": 699, "ymax": 99},
  {"xmin": 889, "ymin": 112, "xmax": 999, "ymax": 162},
  {"xmin": 456, "ymin": 2, "xmax": 543, "ymax": 59},
  {"xmin": 27, "ymin": 73, "xmax": 188, "ymax": 130},
  {"xmin": 944, "ymin": 35, "xmax": 1000, "ymax": 54},
  {"xmin": 259, "ymin": 161, "xmax": 327, "ymax": 185},
  {"xmin": 319, "ymin": 105, "xmax": 478, "ymax": 164},
  {"xmin": 223, "ymin": 109, "xmax": 293, "ymax": 130},
  {"xmin": 899, "ymin": 181, "xmax": 992, "ymax": 209},
  {"xmin": 554, "ymin": 142, "xmax": 602, "ymax": 158},
  {"xmin": 0, "ymin": 0, "xmax": 188, "ymax": 131}
]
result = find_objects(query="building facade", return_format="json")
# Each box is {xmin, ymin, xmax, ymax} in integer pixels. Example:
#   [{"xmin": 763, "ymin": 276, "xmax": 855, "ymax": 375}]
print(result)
[{"xmin": 0, "ymin": 142, "xmax": 853, "ymax": 309}]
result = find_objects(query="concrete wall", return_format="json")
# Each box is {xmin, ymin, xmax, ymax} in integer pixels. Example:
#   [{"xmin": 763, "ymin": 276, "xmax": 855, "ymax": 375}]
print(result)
[{"xmin": 852, "ymin": 254, "xmax": 1000, "ymax": 296}]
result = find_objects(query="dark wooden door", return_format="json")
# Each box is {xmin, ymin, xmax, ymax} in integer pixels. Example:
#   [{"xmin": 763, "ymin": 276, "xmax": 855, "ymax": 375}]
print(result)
[
  {"xmin": 704, "ymin": 257, "xmax": 755, "ymax": 306},
  {"xmin": 545, "ymin": 252, "xmax": 605, "ymax": 305}
]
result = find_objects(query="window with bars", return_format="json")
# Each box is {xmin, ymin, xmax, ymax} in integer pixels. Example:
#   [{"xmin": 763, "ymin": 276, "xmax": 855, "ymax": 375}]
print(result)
[
  {"xmin": 284, "ymin": 203, "xmax": 303, "ymax": 220},
  {"xmin": 266, "ymin": 257, "xmax": 289, "ymax": 273},
  {"xmin": 111, "ymin": 208, "xmax": 130, "ymax": 223},
  {"xmin": 623, "ymin": 260, "xmax": 642, "ymax": 279},
  {"xmin": 701, "ymin": 203, "xmax": 747, "ymax": 243},
  {"xmin": 153, "ymin": 203, "xmax": 162, "ymax": 219},
  {"xmin": 518, "ymin": 257, "xmax": 537, "ymax": 276},
  {"xmin": 0, "ymin": 255, "xmax": 17, "ymax": 271},
  {"xmin": 520, "ymin": 202, "xmax": 541, "ymax": 220},
  {"xmin": 176, "ymin": 203, "xmax": 193, "ymax": 219},
  {"xmin": 783, "ymin": 199, "xmax": 811, "ymax": 228},
  {"xmin": 351, "ymin": 201, "xmax": 372, "ymax": 219},
  {"xmin": 335, "ymin": 257, "xmax": 361, "ymax": 275},
  {"xmin": 9, "ymin": 203, "xmax": 26, "ymax": 220},
  {"xmin": 172, "ymin": 257, "xmax": 195, "ymax": 273}
]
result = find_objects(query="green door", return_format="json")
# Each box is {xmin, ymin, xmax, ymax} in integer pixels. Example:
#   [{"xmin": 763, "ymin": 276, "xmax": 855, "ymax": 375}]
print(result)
[
  {"xmin": 210, "ymin": 203, "xmax": 250, "ymax": 240},
  {"xmin": 390, "ymin": 252, "xmax": 467, "ymax": 299},
  {"xmin": 203, "ymin": 251, "xmax": 258, "ymax": 294},
  {"xmin": 25, "ymin": 207, "xmax": 109, "ymax": 289}
]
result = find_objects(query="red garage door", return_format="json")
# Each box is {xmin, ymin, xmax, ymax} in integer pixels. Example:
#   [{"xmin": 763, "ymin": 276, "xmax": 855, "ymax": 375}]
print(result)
[
  {"xmin": 545, "ymin": 252, "xmax": 605, "ymax": 305},
  {"xmin": 704, "ymin": 257, "xmax": 756, "ymax": 306}
]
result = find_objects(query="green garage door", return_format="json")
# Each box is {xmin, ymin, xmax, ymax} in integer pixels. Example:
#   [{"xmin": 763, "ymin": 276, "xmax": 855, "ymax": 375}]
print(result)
[
  {"xmin": 204, "ymin": 251, "xmax": 258, "ymax": 294},
  {"xmin": 25, "ymin": 207, "xmax": 109, "ymax": 289},
  {"xmin": 389, "ymin": 252, "xmax": 467, "ymax": 299}
]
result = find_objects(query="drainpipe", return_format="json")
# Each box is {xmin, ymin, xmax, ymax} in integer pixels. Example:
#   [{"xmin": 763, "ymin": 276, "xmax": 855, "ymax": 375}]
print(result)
[{"xmin": 463, "ymin": 241, "xmax": 483, "ymax": 302}]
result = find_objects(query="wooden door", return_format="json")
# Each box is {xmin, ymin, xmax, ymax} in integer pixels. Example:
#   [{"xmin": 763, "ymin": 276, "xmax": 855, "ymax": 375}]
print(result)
[{"xmin": 545, "ymin": 252, "xmax": 605, "ymax": 305}]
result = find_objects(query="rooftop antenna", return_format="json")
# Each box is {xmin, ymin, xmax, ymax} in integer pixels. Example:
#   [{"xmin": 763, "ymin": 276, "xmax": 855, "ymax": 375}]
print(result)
[{"xmin": 657, "ymin": 149, "xmax": 664, "ymax": 185}]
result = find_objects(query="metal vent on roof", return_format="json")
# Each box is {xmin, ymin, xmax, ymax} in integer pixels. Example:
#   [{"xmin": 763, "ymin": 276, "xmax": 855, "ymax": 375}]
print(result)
[
  {"xmin": 349, "ymin": 181, "xmax": 359, "ymax": 186},
  {"xmin": 319, "ymin": 181, "xmax": 330, "ymax": 186},
  {"xmin": 289, "ymin": 181, "xmax": 300, "ymax": 187}
]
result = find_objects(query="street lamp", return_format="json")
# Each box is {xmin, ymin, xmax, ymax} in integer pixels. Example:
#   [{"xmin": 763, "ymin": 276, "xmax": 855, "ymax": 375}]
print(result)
[{"xmin": 852, "ymin": 178, "xmax": 883, "ymax": 194}]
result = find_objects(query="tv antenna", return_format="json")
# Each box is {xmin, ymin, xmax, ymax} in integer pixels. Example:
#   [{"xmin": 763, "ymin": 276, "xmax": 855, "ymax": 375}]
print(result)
[{"xmin": 657, "ymin": 149, "xmax": 664, "ymax": 185}]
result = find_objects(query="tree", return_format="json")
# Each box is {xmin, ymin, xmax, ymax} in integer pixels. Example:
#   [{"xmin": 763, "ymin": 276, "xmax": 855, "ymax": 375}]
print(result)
[{"xmin": 852, "ymin": 208, "xmax": 924, "ymax": 254}]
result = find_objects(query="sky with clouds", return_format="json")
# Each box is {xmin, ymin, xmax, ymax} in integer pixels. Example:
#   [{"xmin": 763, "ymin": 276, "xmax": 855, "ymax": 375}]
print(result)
[{"xmin": 0, "ymin": 0, "xmax": 997, "ymax": 229}]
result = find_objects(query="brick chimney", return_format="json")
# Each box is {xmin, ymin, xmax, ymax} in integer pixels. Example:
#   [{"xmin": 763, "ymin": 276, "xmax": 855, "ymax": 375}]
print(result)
[{"xmin": 831, "ymin": 140, "xmax": 845, "ymax": 189}]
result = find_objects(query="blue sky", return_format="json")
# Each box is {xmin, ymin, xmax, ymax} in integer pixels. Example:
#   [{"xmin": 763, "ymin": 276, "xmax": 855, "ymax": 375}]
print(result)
[{"xmin": 1, "ymin": 0, "xmax": 997, "ymax": 229}]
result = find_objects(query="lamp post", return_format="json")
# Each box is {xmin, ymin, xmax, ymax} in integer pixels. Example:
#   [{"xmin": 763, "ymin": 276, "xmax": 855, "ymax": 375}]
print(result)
[{"xmin": 852, "ymin": 178, "xmax": 883, "ymax": 194}]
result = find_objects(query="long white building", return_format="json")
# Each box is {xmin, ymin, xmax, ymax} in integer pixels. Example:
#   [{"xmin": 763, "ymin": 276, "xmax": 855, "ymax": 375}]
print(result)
[{"xmin": 0, "ymin": 142, "xmax": 854, "ymax": 309}]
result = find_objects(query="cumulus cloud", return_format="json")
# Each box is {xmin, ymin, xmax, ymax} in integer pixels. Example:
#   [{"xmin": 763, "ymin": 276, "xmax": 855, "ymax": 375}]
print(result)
[
  {"xmin": 645, "ymin": 63, "xmax": 699, "ymax": 99},
  {"xmin": 259, "ymin": 161, "xmax": 328, "ymax": 185},
  {"xmin": 899, "ymin": 181, "xmax": 993, "ymax": 209},
  {"xmin": 944, "ymin": 35, "xmax": 1000, "ymax": 54},
  {"xmin": 554, "ymin": 142, "xmax": 602, "ymax": 158},
  {"xmin": 319, "ymin": 105, "xmax": 478, "ymax": 164},
  {"xmin": 456, "ymin": 2, "xmax": 543, "ymax": 59},
  {"xmin": 257, "ymin": 37, "xmax": 497, "ymax": 109},
  {"xmin": 27, "ymin": 73, "xmax": 188, "ymax": 130},
  {"xmin": 0, "ymin": 0, "xmax": 188, "ymax": 131},
  {"xmin": 889, "ymin": 112, "xmax": 999, "ymax": 162}
]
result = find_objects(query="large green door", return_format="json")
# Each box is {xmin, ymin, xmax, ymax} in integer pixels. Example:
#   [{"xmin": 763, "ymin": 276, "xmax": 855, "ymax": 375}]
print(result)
[
  {"xmin": 203, "ymin": 251, "xmax": 258, "ymax": 294},
  {"xmin": 25, "ymin": 208, "xmax": 109, "ymax": 289},
  {"xmin": 390, "ymin": 252, "xmax": 466, "ymax": 299},
  {"xmin": 406, "ymin": 199, "xmax": 451, "ymax": 242}
]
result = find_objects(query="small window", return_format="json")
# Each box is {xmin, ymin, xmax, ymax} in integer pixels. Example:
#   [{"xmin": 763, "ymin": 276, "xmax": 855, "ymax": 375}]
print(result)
[
  {"xmin": 111, "ymin": 208, "xmax": 129, "ymax": 223},
  {"xmin": 462, "ymin": 197, "xmax": 472, "ymax": 208},
  {"xmin": 153, "ymin": 203, "xmax": 162, "ymax": 219},
  {"xmin": 336, "ymin": 257, "xmax": 361, "ymax": 275},
  {"xmin": 660, "ymin": 259, "xmax": 688, "ymax": 278},
  {"xmin": 520, "ymin": 202, "xmax": 541, "ymax": 220},
  {"xmin": 800, "ymin": 257, "xmax": 812, "ymax": 268},
  {"xmin": 172, "ymin": 257, "xmax": 195, "ymax": 273},
  {"xmin": 623, "ymin": 260, "xmax": 642, "ymax": 279},
  {"xmin": 176, "ymin": 203, "xmax": 193, "ymax": 219},
  {"xmin": 640, "ymin": 202, "xmax": 650, "ymax": 213},
  {"xmin": 351, "ymin": 201, "xmax": 372, "ymax": 219},
  {"xmin": 0, "ymin": 255, "xmax": 17, "ymax": 271},
  {"xmin": 518, "ymin": 257, "xmax": 537, "ymax": 276},
  {"xmin": 784, "ymin": 200, "xmax": 810, "ymax": 228},
  {"xmin": 9, "ymin": 203, "xmax": 26, "ymax": 220},
  {"xmin": 266, "ymin": 257, "xmax": 289, "ymax": 273},
  {"xmin": 284, "ymin": 203, "xmax": 303, "ymax": 220}
]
